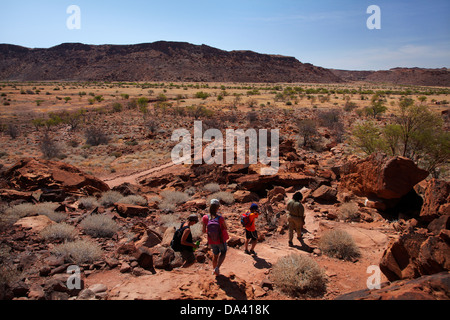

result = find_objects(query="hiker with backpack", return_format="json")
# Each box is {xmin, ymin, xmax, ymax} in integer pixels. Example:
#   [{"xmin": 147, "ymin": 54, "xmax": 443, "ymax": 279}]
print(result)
[
  {"xmin": 286, "ymin": 191, "xmax": 305, "ymax": 247},
  {"xmin": 171, "ymin": 214, "xmax": 200, "ymax": 267},
  {"xmin": 242, "ymin": 203, "xmax": 260, "ymax": 255},
  {"xmin": 202, "ymin": 199, "xmax": 228, "ymax": 276}
]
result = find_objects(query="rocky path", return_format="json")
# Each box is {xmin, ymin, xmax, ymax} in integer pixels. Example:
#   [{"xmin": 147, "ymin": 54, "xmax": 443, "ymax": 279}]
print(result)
[
  {"xmin": 102, "ymin": 161, "xmax": 177, "ymax": 188},
  {"xmin": 84, "ymin": 208, "xmax": 393, "ymax": 300}
]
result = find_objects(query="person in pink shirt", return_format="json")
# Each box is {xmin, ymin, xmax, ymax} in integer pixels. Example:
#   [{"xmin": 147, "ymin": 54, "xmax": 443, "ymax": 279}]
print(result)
[{"xmin": 202, "ymin": 199, "xmax": 228, "ymax": 276}]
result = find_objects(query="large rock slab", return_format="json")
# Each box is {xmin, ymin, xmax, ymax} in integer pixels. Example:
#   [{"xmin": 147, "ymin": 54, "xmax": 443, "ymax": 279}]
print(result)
[
  {"xmin": 14, "ymin": 215, "xmax": 55, "ymax": 233},
  {"xmin": 339, "ymin": 153, "xmax": 428, "ymax": 200},
  {"xmin": 3, "ymin": 158, "xmax": 109, "ymax": 195},
  {"xmin": 420, "ymin": 178, "xmax": 450, "ymax": 223},
  {"xmin": 336, "ymin": 272, "xmax": 450, "ymax": 300},
  {"xmin": 380, "ymin": 229, "xmax": 450, "ymax": 282}
]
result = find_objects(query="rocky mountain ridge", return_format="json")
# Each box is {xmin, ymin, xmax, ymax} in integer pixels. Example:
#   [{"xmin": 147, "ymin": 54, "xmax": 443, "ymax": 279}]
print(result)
[{"xmin": 1, "ymin": 41, "xmax": 449, "ymax": 86}]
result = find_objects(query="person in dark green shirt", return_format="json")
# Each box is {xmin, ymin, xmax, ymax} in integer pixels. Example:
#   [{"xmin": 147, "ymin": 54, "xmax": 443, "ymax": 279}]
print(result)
[{"xmin": 286, "ymin": 192, "xmax": 305, "ymax": 247}]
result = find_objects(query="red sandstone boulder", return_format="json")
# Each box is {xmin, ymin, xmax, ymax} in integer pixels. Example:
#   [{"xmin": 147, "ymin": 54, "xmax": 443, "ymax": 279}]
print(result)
[
  {"xmin": 380, "ymin": 229, "xmax": 450, "ymax": 282},
  {"xmin": 420, "ymin": 179, "xmax": 450, "ymax": 223},
  {"xmin": 339, "ymin": 153, "xmax": 428, "ymax": 200},
  {"xmin": 311, "ymin": 185, "xmax": 338, "ymax": 203},
  {"xmin": 115, "ymin": 203, "xmax": 148, "ymax": 217},
  {"xmin": 233, "ymin": 190, "xmax": 259, "ymax": 203},
  {"xmin": 235, "ymin": 173, "xmax": 324, "ymax": 192},
  {"xmin": 2, "ymin": 158, "xmax": 109, "ymax": 195},
  {"xmin": 336, "ymin": 272, "xmax": 450, "ymax": 300}
]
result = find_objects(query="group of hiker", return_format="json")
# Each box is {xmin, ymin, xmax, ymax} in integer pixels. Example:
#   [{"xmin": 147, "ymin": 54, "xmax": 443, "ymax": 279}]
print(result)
[{"xmin": 172, "ymin": 191, "xmax": 306, "ymax": 275}]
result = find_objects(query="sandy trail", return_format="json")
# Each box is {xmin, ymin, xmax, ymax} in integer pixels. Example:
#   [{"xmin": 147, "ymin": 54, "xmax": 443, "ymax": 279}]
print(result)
[{"xmin": 102, "ymin": 162, "xmax": 177, "ymax": 188}]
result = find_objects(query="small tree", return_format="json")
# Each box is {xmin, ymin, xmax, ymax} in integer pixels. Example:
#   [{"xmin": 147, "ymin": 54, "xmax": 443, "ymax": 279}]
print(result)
[
  {"xmin": 351, "ymin": 121, "xmax": 383, "ymax": 155},
  {"xmin": 395, "ymin": 100, "xmax": 441, "ymax": 159},
  {"xmin": 137, "ymin": 97, "xmax": 149, "ymax": 111},
  {"xmin": 364, "ymin": 94, "xmax": 387, "ymax": 118},
  {"xmin": 112, "ymin": 102, "xmax": 123, "ymax": 113},
  {"xmin": 85, "ymin": 127, "xmax": 109, "ymax": 146},
  {"xmin": 194, "ymin": 91, "xmax": 210, "ymax": 100},
  {"xmin": 298, "ymin": 119, "xmax": 318, "ymax": 148},
  {"xmin": 40, "ymin": 132, "xmax": 61, "ymax": 159},
  {"xmin": 62, "ymin": 109, "xmax": 85, "ymax": 131},
  {"xmin": 31, "ymin": 118, "xmax": 45, "ymax": 131},
  {"xmin": 6, "ymin": 124, "xmax": 19, "ymax": 139}
]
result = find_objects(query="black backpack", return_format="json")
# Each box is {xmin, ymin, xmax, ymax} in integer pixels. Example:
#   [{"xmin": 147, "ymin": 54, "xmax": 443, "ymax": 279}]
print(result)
[{"xmin": 171, "ymin": 223, "xmax": 188, "ymax": 252}]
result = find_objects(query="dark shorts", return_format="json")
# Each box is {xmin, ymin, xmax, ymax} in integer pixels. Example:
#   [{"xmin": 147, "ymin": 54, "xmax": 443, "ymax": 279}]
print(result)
[
  {"xmin": 210, "ymin": 243, "xmax": 227, "ymax": 255},
  {"xmin": 181, "ymin": 249, "xmax": 195, "ymax": 264},
  {"xmin": 245, "ymin": 230, "xmax": 258, "ymax": 240}
]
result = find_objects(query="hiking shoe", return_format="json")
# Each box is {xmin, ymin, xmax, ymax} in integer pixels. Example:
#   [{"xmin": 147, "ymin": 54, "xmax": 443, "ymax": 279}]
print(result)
[
  {"xmin": 288, "ymin": 241, "xmax": 294, "ymax": 247},
  {"xmin": 250, "ymin": 250, "xmax": 256, "ymax": 255},
  {"xmin": 244, "ymin": 249, "xmax": 251, "ymax": 255},
  {"xmin": 213, "ymin": 267, "xmax": 220, "ymax": 276}
]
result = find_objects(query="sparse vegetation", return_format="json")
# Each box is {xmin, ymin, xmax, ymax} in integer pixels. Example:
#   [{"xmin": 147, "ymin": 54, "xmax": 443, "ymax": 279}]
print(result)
[
  {"xmin": 40, "ymin": 223, "xmax": 77, "ymax": 241},
  {"xmin": 52, "ymin": 239, "xmax": 103, "ymax": 264},
  {"xmin": 203, "ymin": 183, "xmax": 221, "ymax": 193},
  {"xmin": 298, "ymin": 119, "xmax": 319, "ymax": 148},
  {"xmin": 158, "ymin": 190, "xmax": 190, "ymax": 212},
  {"xmin": 351, "ymin": 100, "xmax": 449, "ymax": 177},
  {"xmin": 272, "ymin": 254, "xmax": 327, "ymax": 297},
  {"xmin": 78, "ymin": 196, "xmax": 99, "ymax": 210},
  {"xmin": 206, "ymin": 191, "xmax": 234, "ymax": 205},
  {"xmin": 85, "ymin": 126, "xmax": 109, "ymax": 146},
  {"xmin": 80, "ymin": 214, "xmax": 119, "ymax": 238},
  {"xmin": 338, "ymin": 202, "xmax": 360, "ymax": 221},
  {"xmin": 121, "ymin": 195, "xmax": 148, "ymax": 206},
  {"xmin": 319, "ymin": 229, "xmax": 361, "ymax": 261},
  {"xmin": 99, "ymin": 191, "xmax": 124, "ymax": 207},
  {"xmin": 40, "ymin": 132, "xmax": 62, "ymax": 159}
]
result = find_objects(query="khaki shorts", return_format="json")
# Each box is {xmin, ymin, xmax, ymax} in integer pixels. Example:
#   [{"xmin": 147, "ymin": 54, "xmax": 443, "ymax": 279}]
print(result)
[{"xmin": 288, "ymin": 215, "xmax": 304, "ymax": 239}]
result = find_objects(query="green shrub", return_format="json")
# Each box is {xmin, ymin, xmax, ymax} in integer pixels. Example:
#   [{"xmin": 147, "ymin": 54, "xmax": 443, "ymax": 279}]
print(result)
[
  {"xmin": 52, "ymin": 239, "xmax": 103, "ymax": 264},
  {"xmin": 194, "ymin": 91, "xmax": 210, "ymax": 100},
  {"xmin": 112, "ymin": 102, "xmax": 123, "ymax": 113},
  {"xmin": 272, "ymin": 254, "xmax": 327, "ymax": 297},
  {"xmin": 319, "ymin": 229, "xmax": 361, "ymax": 261},
  {"xmin": 80, "ymin": 214, "xmax": 119, "ymax": 238}
]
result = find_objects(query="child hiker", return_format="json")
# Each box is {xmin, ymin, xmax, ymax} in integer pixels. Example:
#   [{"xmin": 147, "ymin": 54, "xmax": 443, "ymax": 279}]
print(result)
[
  {"xmin": 242, "ymin": 203, "xmax": 260, "ymax": 255},
  {"xmin": 202, "ymin": 199, "xmax": 228, "ymax": 276}
]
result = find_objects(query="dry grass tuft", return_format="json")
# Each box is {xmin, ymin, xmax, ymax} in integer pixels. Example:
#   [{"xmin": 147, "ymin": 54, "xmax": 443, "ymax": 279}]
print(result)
[
  {"xmin": 272, "ymin": 254, "xmax": 327, "ymax": 297},
  {"xmin": 319, "ymin": 229, "xmax": 361, "ymax": 261}
]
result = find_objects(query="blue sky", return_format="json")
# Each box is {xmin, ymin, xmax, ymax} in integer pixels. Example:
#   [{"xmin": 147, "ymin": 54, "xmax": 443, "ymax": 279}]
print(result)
[{"xmin": 0, "ymin": 0, "xmax": 449, "ymax": 70}]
